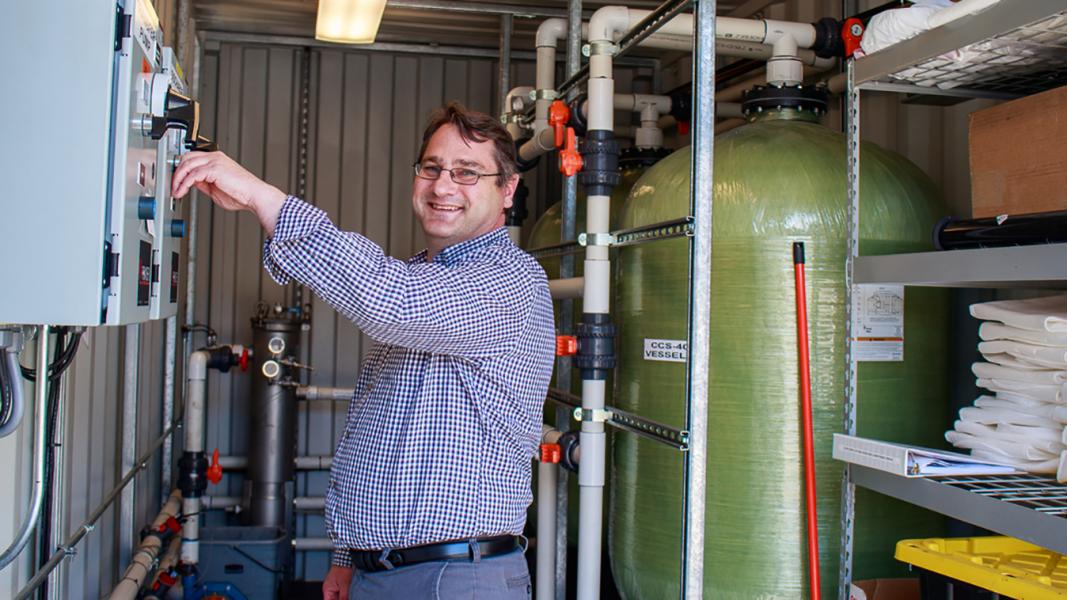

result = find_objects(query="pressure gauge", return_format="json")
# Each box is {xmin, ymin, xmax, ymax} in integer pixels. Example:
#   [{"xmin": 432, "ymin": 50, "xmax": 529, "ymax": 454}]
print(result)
[
  {"xmin": 267, "ymin": 337, "xmax": 286, "ymax": 355},
  {"xmin": 261, "ymin": 360, "xmax": 281, "ymax": 379}
]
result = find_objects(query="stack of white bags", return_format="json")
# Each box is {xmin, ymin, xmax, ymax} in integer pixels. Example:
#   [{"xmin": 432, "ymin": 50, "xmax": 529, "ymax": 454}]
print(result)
[{"xmin": 946, "ymin": 294, "xmax": 1067, "ymax": 481}]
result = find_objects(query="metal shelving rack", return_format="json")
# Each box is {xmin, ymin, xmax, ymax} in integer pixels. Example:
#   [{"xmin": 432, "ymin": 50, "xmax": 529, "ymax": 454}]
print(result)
[{"xmin": 839, "ymin": 1, "xmax": 1067, "ymax": 596}]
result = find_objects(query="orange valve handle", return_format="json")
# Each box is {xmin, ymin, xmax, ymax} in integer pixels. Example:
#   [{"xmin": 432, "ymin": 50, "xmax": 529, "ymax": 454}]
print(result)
[
  {"xmin": 549, "ymin": 100, "xmax": 571, "ymax": 148},
  {"xmin": 206, "ymin": 448, "xmax": 223, "ymax": 485},
  {"xmin": 556, "ymin": 335, "xmax": 578, "ymax": 357},
  {"xmin": 540, "ymin": 443, "xmax": 561, "ymax": 464},
  {"xmin": 559, "ymin": 128, "xmax": 583, "ymax": 178}
]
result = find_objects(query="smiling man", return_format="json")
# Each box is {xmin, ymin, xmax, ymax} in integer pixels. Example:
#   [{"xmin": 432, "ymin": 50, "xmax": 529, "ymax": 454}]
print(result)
[{"xmin": 171, "ymin": 102, "xmax": 555, "ymax": 600}]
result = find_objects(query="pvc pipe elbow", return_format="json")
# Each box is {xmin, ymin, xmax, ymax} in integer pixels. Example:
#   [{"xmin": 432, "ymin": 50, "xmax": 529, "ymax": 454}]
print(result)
[
  {"xmin": 536, "ymin": 18, "xmax": 567, "ymax": 47},
  {"xmin": 588, "ymin": 6, "xmax": 629, "ymax": 43},
  {"xmin": 767, "ymin": 34, "xmax": 803, "ymax": 86},
  {"xmin": 763, "ymin": 19, "xmax": 817, "ymax": 48},
  {"xmin": 187, "ymin": 350, "xmax": 208, "ymax": 380}
]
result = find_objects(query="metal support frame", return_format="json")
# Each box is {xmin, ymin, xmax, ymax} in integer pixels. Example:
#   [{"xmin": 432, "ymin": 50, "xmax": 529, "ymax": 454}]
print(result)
[
  {"xmin": 838, "ymin": 58, "xmax": 860, "ymax": 600},
  {"xmin": 498, "ymin": 15, "xmax": 513, "ymax": 117},
  {"xmin": 119, "ymin": 325, "xmax": 141, "ymax": 571},
  {"xmin": 683, "ymin": 0, "xmax": 714, "ymax": 596},
  {"xmin": 551, "ymin": 0, "xmax": 583, "ymax": 596}
]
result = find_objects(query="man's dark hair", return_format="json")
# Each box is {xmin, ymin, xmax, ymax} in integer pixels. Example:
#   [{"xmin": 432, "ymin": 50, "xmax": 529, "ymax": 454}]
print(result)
[{"xmin": 418, "ymin": 102, "xmax": 517, "ymax": 187}]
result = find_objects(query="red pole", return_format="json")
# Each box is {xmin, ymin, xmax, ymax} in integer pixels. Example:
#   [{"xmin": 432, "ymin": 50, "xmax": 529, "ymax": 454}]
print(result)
[{"xmin": 794, "ymin": 242, "xmax": 821, "ymax": 600}]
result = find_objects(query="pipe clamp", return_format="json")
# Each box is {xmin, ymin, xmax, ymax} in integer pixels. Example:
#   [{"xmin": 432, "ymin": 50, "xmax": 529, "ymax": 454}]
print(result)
[
  {"xmin": 529, "ymin": 89, "xmax": 559, "ymax": 101},
  {"xmin": 578, "ymin": 232, "xmax": 616, "ymax": 247},
  {"xmin": 574, "ymin": 407, "xmax": 612, "ymax": 423},
  {"xmin": 582, "ymin": 41, "xmax": 617, "ymax": 57}
]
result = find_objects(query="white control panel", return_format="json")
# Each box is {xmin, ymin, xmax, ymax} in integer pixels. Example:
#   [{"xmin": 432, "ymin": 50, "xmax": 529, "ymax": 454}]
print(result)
[
  {"xmin": 0, "ymin": 0, "xmax": 202, "ymax": 326},
  {"xmin": 150, "ymin": 47, "xmax": 188, "ymax": 320}
]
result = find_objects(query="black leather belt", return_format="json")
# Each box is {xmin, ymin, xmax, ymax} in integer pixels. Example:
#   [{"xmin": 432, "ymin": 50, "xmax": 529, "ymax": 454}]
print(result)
[{"xmin": 350, "ymin": 535, "xmax": 520, "ymax": 572}]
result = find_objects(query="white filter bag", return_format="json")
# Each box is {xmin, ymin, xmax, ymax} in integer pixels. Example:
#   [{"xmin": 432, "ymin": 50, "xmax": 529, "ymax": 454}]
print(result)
[
  {"xmin": 978, "ymin": 340, "xmax": 1067, "ymax": 369},
  {"xmin": 979, "ymin": 322, "xmax": 1067, "ymax": 347},
  {"xmin": 970, "ymin": 294, "xmax": 1067, "ymax": 333},
  {"xmin": 973, "ymin": 361, "xmax": 1067, "ymax": 385},
  {"xmin": 979, "ymin": 352, "xmax": 1052, "ymax": 371}
]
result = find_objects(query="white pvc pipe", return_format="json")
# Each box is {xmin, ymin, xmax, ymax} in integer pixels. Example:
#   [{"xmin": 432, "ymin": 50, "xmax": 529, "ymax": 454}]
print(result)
[
  {"xmin": 549, "ymin": 277, "xmax": 585, "ymax": 300},
  {"xmin": 293, "ymin": 537, "xmax": 334, "ymax": 551},
  {"xmin": 180, "ymin": 350, "xmax": 209, "ymax": 566},
  {"xmin": 200, "ymin": 495, "xmax": 241, "ymax": 509},
  {"xmin": 536, "ymin": 460, "xmax": 557, "ymax": 600},
  {"xmin": 294, "ymin": 496, "xmax": 326, "ymax": 511},
  {"xmin": 576, "ymin": 12, "xmax": 617, "ymax": 598},
  {"xmin": 297, "ymin": 386, "xmax": 355, "ymax": 401},
  {"xmin": 109, "ymin": 490, "xmax": 182, "ymax": 600}
]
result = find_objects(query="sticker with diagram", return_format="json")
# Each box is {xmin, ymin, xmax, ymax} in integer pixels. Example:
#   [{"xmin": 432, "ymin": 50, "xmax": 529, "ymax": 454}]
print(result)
[{"xmin": 852, "ymin": 284, "xmax": 905, "ymax": 362}]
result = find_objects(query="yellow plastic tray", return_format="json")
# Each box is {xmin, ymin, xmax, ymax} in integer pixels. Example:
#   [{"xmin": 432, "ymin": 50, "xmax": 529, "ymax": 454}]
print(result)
[{"xmin": 895, "ymin": 536, "xmax": 1067, "ymax": 599}]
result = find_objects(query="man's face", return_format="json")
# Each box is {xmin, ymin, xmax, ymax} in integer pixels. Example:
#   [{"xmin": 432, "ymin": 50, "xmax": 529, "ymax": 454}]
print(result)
[{"xmin": 412, "ymin": 124, "xmax": 517, "ymax": 254}]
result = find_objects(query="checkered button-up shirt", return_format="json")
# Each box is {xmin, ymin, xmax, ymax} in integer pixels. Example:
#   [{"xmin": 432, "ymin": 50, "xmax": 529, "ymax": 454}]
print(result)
[{"xmin": 262, "ymin": 197, "xmax": 555, "ymax": 567}]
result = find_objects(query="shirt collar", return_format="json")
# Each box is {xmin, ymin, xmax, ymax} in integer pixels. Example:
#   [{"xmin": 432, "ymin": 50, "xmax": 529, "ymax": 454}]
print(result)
[{"xmin": 409, "ymin": 227, "xmax": 511, "ymax": 266}]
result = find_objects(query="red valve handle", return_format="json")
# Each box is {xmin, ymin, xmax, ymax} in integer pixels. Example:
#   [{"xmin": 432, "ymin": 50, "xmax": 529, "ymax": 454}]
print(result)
[
  {"xmin": 206, "ymin": 448, "xmax": 223, "ymax": 485},
  {"xmin": 238, "ymin": 348, "xmax": 250, "ymax": 372},
  {"xmin": 555, "ymin": 335, "xmax": 578, "ymax": 357},
  {"xmin": 549, "ymin": 100, "xmax": 571, "ymax": 149},
  {"xmin": 559, "ymin": 128, "xmax": 583, "ymax": 178},
  {"xmin": 842, "ymin": 18, "xmax": 864, "ymax": 58}
]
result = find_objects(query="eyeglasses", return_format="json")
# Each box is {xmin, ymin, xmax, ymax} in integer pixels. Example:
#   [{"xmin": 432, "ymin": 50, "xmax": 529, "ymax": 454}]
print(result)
[{"xmin": 413, "ymin": 162, "xmax": 500, "ymax": 186}]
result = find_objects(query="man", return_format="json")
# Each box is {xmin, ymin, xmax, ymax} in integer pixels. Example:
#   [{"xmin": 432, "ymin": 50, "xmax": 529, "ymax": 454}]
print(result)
[{"xmin": 172, "ymin": 103, "xmax": 555, "ymax": 599}]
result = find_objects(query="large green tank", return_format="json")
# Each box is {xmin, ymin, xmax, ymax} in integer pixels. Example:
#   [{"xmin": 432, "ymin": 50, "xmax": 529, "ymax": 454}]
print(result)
[{"xmin": 610, "ymin": 95, "xmax": 950, "ymax": 599}]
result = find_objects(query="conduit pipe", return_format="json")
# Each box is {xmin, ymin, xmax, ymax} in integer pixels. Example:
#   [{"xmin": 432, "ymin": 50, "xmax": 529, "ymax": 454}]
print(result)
[
  {"xmin": 109, "ymin": 490, "xmax": 183, "ymax": 600},
  {"xmin": 0, "ymin": 342, "xmax": 25, "ymax": 438},
  {"xmin": 181, "ymin": 350, "xmax": 209, "ymax": 567},
  {"xmin": 294, "ymin": 496, "xmax": 326, "ymax": 511},
  {"xmin": 549, "ymin": 277, "xmax": 585, "ymax": 300},
  {"xmin": 200, "ymin": 496, "xmax": 242, "ymax": 510},
  {"xmin": 0, "ymin": 327, "xmax": 50, "ymax": 571}
]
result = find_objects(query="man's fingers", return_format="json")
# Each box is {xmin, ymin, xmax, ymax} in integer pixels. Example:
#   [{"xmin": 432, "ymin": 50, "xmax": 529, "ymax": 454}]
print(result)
[
  {"xmin": 172, "ymin": 152, "xmax": 222, "ymax": 198},
  {"xmin": 173, "ymin": 163, "xmax": 218, "ymax": 199}
]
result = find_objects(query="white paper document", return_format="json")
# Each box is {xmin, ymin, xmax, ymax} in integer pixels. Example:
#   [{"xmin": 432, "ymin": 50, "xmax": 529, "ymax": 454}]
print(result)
[{"xmin": 832, "ymin": 434, "xmax": 1019, "ymax": 478}]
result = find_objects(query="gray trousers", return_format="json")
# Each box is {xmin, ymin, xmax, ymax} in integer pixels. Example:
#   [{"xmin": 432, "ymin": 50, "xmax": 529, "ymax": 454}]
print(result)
[{"xmin": 348, "ymin": 547, "xmax": 531, "ymax": 599}]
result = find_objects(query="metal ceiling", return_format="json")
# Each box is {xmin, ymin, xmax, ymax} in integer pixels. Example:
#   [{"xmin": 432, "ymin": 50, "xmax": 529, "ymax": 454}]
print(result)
[{"xmin": 193, "ymin": 0, "xmax": 745, "ymax": 51}]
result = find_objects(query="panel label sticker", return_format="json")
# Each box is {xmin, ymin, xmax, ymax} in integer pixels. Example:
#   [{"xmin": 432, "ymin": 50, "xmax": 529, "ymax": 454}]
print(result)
[
  {"xmin": 643, "ymin": 339, "xmax": 688, "ymax": 363},
  {"xmin": 852, "ymin": 284, "xmax": 904, "ymax": 362},
  {"xmin": 138, "ymin": 241, "xmax": 152, "ymax": 306}
]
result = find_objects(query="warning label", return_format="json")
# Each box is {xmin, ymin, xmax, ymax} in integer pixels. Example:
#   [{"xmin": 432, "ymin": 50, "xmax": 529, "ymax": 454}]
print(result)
[
  {"xmin": 852, "ymin": 284, "xmax": 905, "ymax": 362},
  {"xmin": 643, "ymin": 339, "xmax": 688, "ymax": 363}
]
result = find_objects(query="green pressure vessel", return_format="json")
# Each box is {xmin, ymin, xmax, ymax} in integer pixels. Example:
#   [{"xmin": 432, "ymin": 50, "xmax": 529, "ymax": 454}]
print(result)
[{"xmin": 610, "ymin": 94, "xmax": 949, "ymax": 599}]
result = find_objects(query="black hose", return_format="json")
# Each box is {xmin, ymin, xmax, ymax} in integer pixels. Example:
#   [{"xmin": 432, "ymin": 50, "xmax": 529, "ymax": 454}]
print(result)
[
  {"xmin": 36, "ymin": 328, "xmax": 68, "ymax": 600},
  {"xmin": 20, "ymin": 329, "xmax": 81, "ymax": 383}
]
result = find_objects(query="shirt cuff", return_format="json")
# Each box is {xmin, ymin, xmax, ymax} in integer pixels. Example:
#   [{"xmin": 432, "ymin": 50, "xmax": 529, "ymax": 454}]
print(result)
[
  {"xmin": 261, "ymin": 196, "xmax": 330, "ymax": 285},
  {"xmin": 332, "ymin": 548, "xmax": 353, "ymax": 568}
]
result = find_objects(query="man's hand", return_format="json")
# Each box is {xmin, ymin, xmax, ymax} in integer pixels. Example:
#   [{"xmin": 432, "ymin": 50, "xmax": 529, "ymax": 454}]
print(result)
[
  {"xmin": 323, "ymin": 565, "xmax": 354, "ymax": 600},
  {"xmin": 171, "ymin": 151, "xmax": 288, "ymax": 234}
]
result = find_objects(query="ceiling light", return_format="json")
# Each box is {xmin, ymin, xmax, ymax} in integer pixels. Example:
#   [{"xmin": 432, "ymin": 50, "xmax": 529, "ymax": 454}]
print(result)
[{"xmin": 315, "ymin": 0, "xmax": 388, "ymax": 44}]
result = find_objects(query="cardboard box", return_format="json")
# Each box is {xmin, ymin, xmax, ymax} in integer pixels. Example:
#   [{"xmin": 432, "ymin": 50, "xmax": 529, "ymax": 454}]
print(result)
[
  {"xmin": 851, "ymin": 578, "xmax": 921, "ymax": 600},
  {"xmin": 969, "ymin": 85, "xmax": 1067, "ymax": 218}
]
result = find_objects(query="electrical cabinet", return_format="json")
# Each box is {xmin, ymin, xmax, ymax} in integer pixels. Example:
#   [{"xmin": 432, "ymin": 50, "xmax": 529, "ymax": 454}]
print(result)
[{"xmin": 0, "ymin": 0, "xmax": 201, "ymax": 326}]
